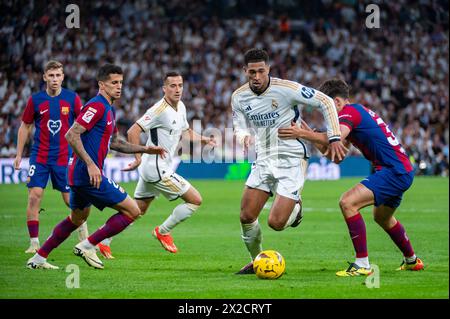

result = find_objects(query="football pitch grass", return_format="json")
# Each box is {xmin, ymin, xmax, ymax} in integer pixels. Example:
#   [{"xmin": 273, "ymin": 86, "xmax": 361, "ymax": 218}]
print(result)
[{"xmin": 0, "ymin": 177, "xmax": 448, "ymax": 299}]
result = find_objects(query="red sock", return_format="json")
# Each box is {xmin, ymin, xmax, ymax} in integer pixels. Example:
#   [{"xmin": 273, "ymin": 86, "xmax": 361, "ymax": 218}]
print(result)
[
  {"xmin": 386, "ymin": 221, "xmax": 415, "ymax": 258},
  {"xmin": 38, "ymin": 217, "xmax": 78, "ymax": 258},
  {"xmin": 88, "ymin": 213, "xmax": 133, "ymax": 246},
  {"xmin": 345, "ymin": 213, "xmax": 368, "ymax": 258},
  {"xmin": 27, "ymin": 220, "xmax": 39, "ymax": 238}
]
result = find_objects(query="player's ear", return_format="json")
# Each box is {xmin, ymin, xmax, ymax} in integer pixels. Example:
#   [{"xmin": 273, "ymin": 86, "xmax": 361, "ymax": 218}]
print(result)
[{"xmin": 43, "ymin": 73, "xmax": 47, "ymax": 82}]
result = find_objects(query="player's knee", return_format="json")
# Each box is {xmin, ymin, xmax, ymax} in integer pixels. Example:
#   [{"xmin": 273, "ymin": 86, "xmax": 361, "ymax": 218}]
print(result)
[
  {"xmin": 339, "ymin": 196, "xmax": 353, "ymax": 213},
  {"xmin": 240, "ymin": 207, "xmax": 257, "ymax": 224},
  {"xmin": 188, "ymin": 194, "xmax": 202, "ymax": 207},
  {"xmin": 28, "ymin": 192, "xmax": 42, "ymax": 208},
  {"xmin": 267, "ymin": 218, "xmax": 284, "ymax": 231},
  {"xmin": 126, "ymin": 204, "xmax": 142, "ymax": 220},
  {"xmin": 267, "ymin": 214, "xmax": 285, "ymax": 231}
]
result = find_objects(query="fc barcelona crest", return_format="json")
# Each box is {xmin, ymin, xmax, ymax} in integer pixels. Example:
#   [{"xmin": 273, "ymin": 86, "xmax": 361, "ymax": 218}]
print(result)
[
  {"xmin": 61, "ymin": 106, "xmax": 69, "ymax": 115},
  {"xmin": 271, "ymin": 99, "xmax": 279, "ymax": 109}
]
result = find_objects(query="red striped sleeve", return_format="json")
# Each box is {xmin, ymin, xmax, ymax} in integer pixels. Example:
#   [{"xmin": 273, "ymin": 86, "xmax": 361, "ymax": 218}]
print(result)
[
  {"xmin": 22, "ymin": 96, "xmax": 35, "ymax": 124},
  {"xmin": 76, "ymin": 102, "xmax": 105, "ymax": 131}
]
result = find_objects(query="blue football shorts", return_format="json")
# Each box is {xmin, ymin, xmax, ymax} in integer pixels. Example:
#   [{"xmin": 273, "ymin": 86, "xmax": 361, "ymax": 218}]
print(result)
[
  {"xmin": 69, "ymin": 176, "xmax": 128, "ymax": 211},
  {"xmin": 26, "ymin": 161, "xmax": 69, "ymax": 193},
  {"xmin": 360, "ymin": 167, "xmax": 414, "ymax": 208}
]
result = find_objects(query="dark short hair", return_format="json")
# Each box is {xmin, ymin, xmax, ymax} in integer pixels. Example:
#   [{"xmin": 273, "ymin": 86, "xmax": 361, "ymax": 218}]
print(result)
[
  {"xmin": 163, "ymin": 71, "xmax": 182, "ymax": 84},
  {"xmin": 318, "ymin": 78, "xmax": 350, "ymax": 99},
  {"xmin": 244, "ymin": 48, "xmax": 269, "ymax": 65},
  {"xmin": 96, "ymin": 64, "xmax": 123, "ymax": 82}
]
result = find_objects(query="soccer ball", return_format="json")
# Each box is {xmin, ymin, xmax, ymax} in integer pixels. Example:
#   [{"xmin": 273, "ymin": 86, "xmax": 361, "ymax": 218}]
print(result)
[{"xmin": 253, "ymin": 250, "xmax": 286, "ymax": 279}]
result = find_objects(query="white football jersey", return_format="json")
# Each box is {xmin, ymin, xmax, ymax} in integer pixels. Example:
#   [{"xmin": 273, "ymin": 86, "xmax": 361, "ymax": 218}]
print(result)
[
  {"xmin": 136, "ymin": 98, "xmax": 189, "ymax": 182},
  {"xmin": 231, "ymin": 77, "xmax": 341, "ymax": 162}
]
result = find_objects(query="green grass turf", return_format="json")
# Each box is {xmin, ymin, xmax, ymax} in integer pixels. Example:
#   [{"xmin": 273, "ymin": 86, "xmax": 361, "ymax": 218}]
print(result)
[{"xmin": 0, "ymin": 177, "xmax": 448, "ymax": 299}]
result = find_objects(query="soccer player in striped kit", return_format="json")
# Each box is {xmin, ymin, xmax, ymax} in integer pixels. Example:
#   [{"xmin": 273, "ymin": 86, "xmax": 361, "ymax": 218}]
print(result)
[
  {"xmin": 232, "ymin": 49, "xmax": 347, "ymax": 274},
  {"xmin": 279, "ymin": 78, "xmax": 424, "ymax": 275},
  {"xmin": 14, "ymin": 60, "xmax": 89, "ymax": 254},
  {"xmin": 27, "ymin": 64, "xmax": 165, "ymax": 269}
]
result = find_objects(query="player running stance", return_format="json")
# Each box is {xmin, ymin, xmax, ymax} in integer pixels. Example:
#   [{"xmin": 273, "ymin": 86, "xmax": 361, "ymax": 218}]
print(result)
[
  {"xmin": 26, "ymin": 64, "xmax": 165, "ymax": 269},
  {"xmin": 14, "ymin": 60, "xmax": 89, "ymax": 253},
  {"xmin": 125, "ymin": 71, "xmax": 216, "ymax": 253},
  {"xmin": 233, "ymin": 49, "xmax": 346, "ymax": 274},
  {"xmin": 278, "ymin": 78, "xmax": 424, "ymax": 276}
]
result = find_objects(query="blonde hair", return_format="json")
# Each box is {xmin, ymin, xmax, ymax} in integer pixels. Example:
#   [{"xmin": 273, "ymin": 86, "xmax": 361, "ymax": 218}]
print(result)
[{"xmin": 44, "ymin": 60, "xmax": 63, "ymax": 73}]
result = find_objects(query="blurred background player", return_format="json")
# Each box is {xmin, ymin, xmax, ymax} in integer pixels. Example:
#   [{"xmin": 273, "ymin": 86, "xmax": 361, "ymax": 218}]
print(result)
[
  {"xmin": 26, "ymin": 64, "xmax": 166, "ymax": 269},
  {"xmin": 125, "ymin": 71, "xmax": 216, "ymax": 253},
  {"xmin": 279, "ymin": 78, "xmax": 424, "ymax": 275},
  {"xmin": 232, "ymin": 49, "xmax": 347, "ymax": 274},
  {"xmin": 13, "ymin": 60, "xmax": 89, "ymax": 253}
]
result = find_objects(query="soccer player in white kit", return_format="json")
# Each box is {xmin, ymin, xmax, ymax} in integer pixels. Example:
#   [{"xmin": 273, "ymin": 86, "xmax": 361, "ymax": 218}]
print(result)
[
  {"xmin": 233, "ymin": 49, "xmax": 347, "ymax": 274},
  {"xmin": 125, "ymin": 72, "xmax": 216, "ymax": 253}
]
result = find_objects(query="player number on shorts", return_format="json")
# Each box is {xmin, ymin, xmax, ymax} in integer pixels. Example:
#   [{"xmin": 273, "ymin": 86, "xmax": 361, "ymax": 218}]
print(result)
[
  {"xmin": 107, "ymin": 178, "xmax": 119, "ymax": 189},
  {"xmin": 28, "ymin": 165, "xmax": 36, "ymax": 176}
]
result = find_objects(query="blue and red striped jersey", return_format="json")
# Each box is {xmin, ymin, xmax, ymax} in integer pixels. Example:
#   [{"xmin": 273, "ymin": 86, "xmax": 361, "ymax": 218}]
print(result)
[
  {"xmin": 339, "ymin": 104, "xmax": 413, "ymax": 173},
  {"xmin": 68, "ymin": 94, "xmax": 118, "ymax": 186},
  {"xmin": 22, "ymin": 88, "xmax": 82, "ymax": 166}
]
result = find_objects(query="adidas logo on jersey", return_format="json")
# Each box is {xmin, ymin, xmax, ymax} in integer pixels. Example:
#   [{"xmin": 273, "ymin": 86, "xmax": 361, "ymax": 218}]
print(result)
[
  {"xmin": 172, "ymin": 120, "xmax": 176, "ymax": 124},
  {"xmin": 245, "ymin": 105, "xmax": 252, "ymax": 112}
]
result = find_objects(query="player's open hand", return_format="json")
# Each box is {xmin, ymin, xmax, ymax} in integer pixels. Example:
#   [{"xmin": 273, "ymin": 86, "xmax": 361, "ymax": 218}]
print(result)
[
  {"xmin": 144, "ymin": 146, "xmax": 167, "ymax": 159},
  {"xmin": 122, "ymin": 158, "xmax": 141, "ymax": 171},
  {"xmin": 13, "ymin": 156, "xmax": 21, "ymax": 170},
  {"xmin": 278, "ymin": 120, "xmax": 312, "ymax": 139},
  {"xmin": 324, "ymin": 141, "xmax": 348, "ymax": 163},
  {"xmin": 87, "ymin": 163, "xmax": 102, "ymax": 189},
  {"xmin": 203, "ymin": 136, "xmax": 217, "ymax": 148},
  {"xmin": 243, "ymin": 135, "xmax": 252, "ymax": 156}
]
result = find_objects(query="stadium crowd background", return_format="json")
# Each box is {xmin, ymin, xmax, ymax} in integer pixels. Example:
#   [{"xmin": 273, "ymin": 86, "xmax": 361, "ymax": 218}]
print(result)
[{"xmin": 0, "ymin": 0, "xmax": 448, "ymax": 176}]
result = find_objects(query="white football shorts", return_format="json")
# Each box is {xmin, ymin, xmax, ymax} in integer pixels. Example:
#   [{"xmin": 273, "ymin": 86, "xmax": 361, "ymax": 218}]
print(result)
[
  {"xmin": 134, "ymin": 170, "xmax": 191, "ymax": 201},
  {"xmin": 245, "ymin": 157, "xmax": 308, "ymax": 201}
]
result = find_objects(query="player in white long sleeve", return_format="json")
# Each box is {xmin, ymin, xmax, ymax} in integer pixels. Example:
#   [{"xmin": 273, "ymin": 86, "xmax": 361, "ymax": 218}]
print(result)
[{"xmin": 233, "ymin": 48, "xmax": 347, "ymax": 274}]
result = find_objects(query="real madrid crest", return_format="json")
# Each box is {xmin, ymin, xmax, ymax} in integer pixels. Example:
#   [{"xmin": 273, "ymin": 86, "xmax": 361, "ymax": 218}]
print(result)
[{"xmin": 271, "ymin": 99, "xmax": 278, "ymax": 109}]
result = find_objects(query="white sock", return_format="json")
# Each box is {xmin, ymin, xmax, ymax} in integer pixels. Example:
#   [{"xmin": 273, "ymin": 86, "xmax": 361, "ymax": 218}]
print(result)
[
  {"xmin": 79, "ymin": 239, "xmax": 95, "ymax": 250},
  {"xmin": 159, "ymin": 203, "xmax": 198, "ymax": 234},
  {"xmin": 101, "ymin": 238, "xmax": 112, "ymax": 246},
  {"xmin": 405, "ymin": 254, "xmax": 417, "ymax": 263},
  {"xmin": 30, "ymin": 237, "xmax": 39, "ymax": 245},
  {"xmin": 283, "ymin": 203, "xmax": 301, "ymax": 229},
  {"xmin": 77, "ymin": 222, "xmax": 89, "ymax": 242},
  {"xmin": 241, "ymin": 220, "xmax": 262, "ymax": 260},
  {"xmin": 34, "ymin": 253, "xmax": 46, "ymax": 263},
  {"xmin": 355, "ymin": 257, "xmax": 370, "ymax": 268}
]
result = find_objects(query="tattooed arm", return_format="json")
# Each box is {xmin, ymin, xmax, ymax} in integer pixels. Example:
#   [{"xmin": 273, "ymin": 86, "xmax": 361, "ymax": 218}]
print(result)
[
  {"xmin": 65, "ymin": 122, "xmax": 102, "ymax": 188},
  {"xmin": 110, "ymin": 132, "xmax": 166, "ymax": 156}
]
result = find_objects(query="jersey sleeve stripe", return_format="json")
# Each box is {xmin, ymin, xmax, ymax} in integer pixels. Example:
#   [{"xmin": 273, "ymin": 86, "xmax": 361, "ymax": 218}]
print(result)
[{"xmin": 315, "ymin": 92, "xmax": 341, "ymax": 136}]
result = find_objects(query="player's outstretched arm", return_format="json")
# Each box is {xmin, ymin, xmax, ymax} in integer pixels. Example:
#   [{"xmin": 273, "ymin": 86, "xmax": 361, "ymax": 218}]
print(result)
[
  {"xmin": 110, "ymin": 132, "xmax": 167, "ymax": 157},
  {"xmin": 14, "ymin": 121, "xmax": 33, "ymax": 170},
  {"xmin": 65, "ymin": 122, "xmax": 102, "ymax": 188},
  {"xmin": 185, "ymin": 128, "xmax": 217, "ymax": 147}
]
